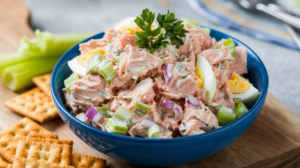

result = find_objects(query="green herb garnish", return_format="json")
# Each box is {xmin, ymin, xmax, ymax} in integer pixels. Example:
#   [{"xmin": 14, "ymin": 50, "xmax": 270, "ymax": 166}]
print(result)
[{"xmin": 134, "ymin": 8, "xmax": 189, "ymax": 54}]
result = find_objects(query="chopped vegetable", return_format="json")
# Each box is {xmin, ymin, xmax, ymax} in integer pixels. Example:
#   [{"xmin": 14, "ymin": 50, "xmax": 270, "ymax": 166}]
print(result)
[
  {"xmin": 113, "ymin": 55, "xmax": 122, "ymax": 63},
  {"xmin": 217, "ymin": 111, "xmax": 236, "ymax": 126},
  {"xmin": 133, "ymin": 101, "xmax": 150, "ymax": 116},
  {"xmin": 99, "ymin": 62, "xmax": 117, "ymax": 84},
  {"xmin": 148, "ymin": 124, "xmax": 160, "ymax": 139},
  {"xmin": 234, "ymin": 98, "xmax": 249, "ymax": 119},
  {"xmin": 210, "ymin": 103, "xmax": 220, "ymax": 108},
  {"xmin": 95, "ymin": 107, "xmax": 112, "ymax": 118},
  {"xmin": 86, "ymin": 106, "xmax": 103, "ymax": 123},
  {"xmin": 223, "ymin": 38, "xmax": 236, "ymax": 57},
  {"xmin": 105, "ymin": 118, "xmax": 128, "ymax": 135},
  {"xmin": 114, "ymin": 106, "xmax": 133, "ymax": 122},
  {"xmin": 19, "ymin": 30, "xmax": 96, "ymax": 58},
  {"xmin": 164, "ymin": 63, "xmax": 174, "ymax": 85},
  {"xmin": 162, "ymin": 100, "xmax": 183, "ymax": 121},
  {"xmin": 141, "ymin": 118, "xmax": 156, "ymax": 127},
  {"xmin": 217, "ymin": 105, "xmax": 236, "ymax": 126},
  {"xmin": 181, "ymin": 18, "xmax": 210, "ymax": 35},
  {"xmin": 64, "ymin": 73, "xmax": 79, "ymax": 95},
  {"xmin": 86, "ymin": 53, "xmax": 106, "ymax": 74},
  {"xmin": 1, "ymin": 57, "xmax": 59, "ymax": 91},
  {"xmin": 186, "ymin": 96, "xmax": 201, "ymax": 108}
]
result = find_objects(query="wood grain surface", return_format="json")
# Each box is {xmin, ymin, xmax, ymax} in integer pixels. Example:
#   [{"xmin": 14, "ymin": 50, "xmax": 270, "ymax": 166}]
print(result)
[{"xmin": 0, "ymin": 0, "xmax": 299, "ymax": 167}]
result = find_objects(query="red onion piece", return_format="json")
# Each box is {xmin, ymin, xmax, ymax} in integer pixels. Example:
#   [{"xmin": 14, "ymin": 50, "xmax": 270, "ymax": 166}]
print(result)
[
  {"xmin": 141, "ymin": 118, "xmax": 156, "ymax": 127},
  {"xmin": 164, "ymin": 63, "xmax": 174, "ymax": 85},
  {"xmin": 86, "ymin": 106, "xmax": 103, "ymax": 123},
  {"xmin": 162, "ymin": 100, "xmax": 183, "ymax": 121},
  {"xmin": 187, "ymin": 96, "xmax": 201, "ymax": 108}
]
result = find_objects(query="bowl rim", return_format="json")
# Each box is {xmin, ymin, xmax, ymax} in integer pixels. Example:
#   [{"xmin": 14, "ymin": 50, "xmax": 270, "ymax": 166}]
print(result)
[{"xmin": 51, "ymin": 27, "xmax": 269, "ymax": 143}]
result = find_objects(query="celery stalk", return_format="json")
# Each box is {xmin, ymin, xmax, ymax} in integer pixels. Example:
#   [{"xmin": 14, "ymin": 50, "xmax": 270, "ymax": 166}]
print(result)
[
  {"xmin": 1, "ymin": 57, "xmax": 59, "ymax": 91},
  {"xmin": 19, "ymin": 30, "xmax": 96, "ymax": 58},
  {"xmin": 0, "ymin": 53, "xmax": 27, "ymax": 75}
]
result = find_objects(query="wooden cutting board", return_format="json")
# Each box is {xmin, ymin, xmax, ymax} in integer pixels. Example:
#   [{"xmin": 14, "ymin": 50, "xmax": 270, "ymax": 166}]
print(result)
[{"xmin": 1, "ymin": 0, "xmax": 300, "ymax": 167}]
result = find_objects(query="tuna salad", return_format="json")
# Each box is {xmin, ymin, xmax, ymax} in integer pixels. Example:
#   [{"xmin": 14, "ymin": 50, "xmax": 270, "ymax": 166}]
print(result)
[{"xmin": 63, "ymin": 9, "xmax": 260, "ymax": 139}]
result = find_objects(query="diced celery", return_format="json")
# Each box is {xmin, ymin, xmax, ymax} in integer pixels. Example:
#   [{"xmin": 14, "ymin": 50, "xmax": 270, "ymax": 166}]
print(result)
[
  {"xmin": 217, "ymin": 106, "xmax": 235, "ymax": 118},
  {"xmin": 234, "ymin": 98, "xmax": 248, "ymax": 119},
  {"xmin": 100, "ymin": 62, "xmax": 117, "ymax": 83},
  {"xmin": 133, "ymin": 101, "xmax": 150, "ymax": 116},
  {"xmin": 95, "ymin": 107, "xmax": 112, "ymax": 118},
  {"xmin": 223, "ymin": 38, "xmax": 236, "ymax": 57},
  {"xmin": 86, "ymin": 53, "xmax": 105, "ymax": 74},
  {"xmin": 64, "ymin": 73, "xmax": 79, "ymax": 95},
  {"xmin": 113, "ymin": 55, "xmax": 122, "ymax": 63},
  {"xmin": 1, "ymin": 57, "xmax": 59, "ymax": 91},
  {"xmin": 217, "ymin": 111, "xmax": 236, "ymax": 126},
  {"xmin": 105, "ymin": 118, "xmax": 128, "ymax": 135},
  {"xmin": 200, "ymin": 28, "xmax": 211, "ymax": 35},
  {"xmin": 181, "ymin": 18, "xmax": 210, "ymax": 35},
  {"xmin": 148, "ymin": 124, "xmax": 160, "ymax": 139},
  {"xmin": 114, "ymin": 106, "xmax": 133, "ymax": 122}
]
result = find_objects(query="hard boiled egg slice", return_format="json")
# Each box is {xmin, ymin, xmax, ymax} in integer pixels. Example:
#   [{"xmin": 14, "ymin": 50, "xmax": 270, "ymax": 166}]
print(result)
[
  {"xmin": 228, "ymin": 73, "xmax": 260, "ymax": 107},
  {"xmin": 114, "ymin": 17, "xmax": 156, "ymax": 35},
  {"xmin": 68, "ymin": 48, "xmax": 106, "ymax": 76},
  {"xmin": 196, "ymin": 54, "xmax": 217, "ymax": 102}
]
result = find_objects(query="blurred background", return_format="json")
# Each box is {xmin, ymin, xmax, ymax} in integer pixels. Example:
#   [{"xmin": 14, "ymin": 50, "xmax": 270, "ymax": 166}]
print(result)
[{"xmin": 22, "ymin": 0, "xmax": 300, "ymax": 114}]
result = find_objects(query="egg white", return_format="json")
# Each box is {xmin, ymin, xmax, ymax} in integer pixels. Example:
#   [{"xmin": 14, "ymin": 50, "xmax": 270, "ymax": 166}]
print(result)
[
  {"xmin": 233, "ymin": 85, "xmax": 260, "ymax": 108},
  {"xmin": 114, "ymin": 17, "xmax": 138, "ymax": 31},
  {"xmin": 68, "ymin": 57, "xmax": 87, "ymax": 77},
  {"xmin": 196, "ymin": 54, "xmax": 217, "ymax": 102}
]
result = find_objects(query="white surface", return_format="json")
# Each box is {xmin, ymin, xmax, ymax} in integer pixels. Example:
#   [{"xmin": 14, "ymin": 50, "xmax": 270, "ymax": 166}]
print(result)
[{"xmin": 22, "ymin": 0, "xmax": 300, "ymax": 114}]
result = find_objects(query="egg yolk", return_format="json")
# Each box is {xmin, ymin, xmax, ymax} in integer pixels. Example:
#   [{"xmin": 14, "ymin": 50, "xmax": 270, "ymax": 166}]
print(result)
[
  {"xmin": 228, "ymin": 73, "xmax": 251, "ymax": 94},
  {"xmin": 77, "ymin": 48, "xmax": 106, "ymax": 67},
  {"xmin": 120, "ymin": 22, "xmax": 157, "ymax": 35},
  {"xmin": 195, "ymin": 66, "xmax": 205, "ymax": 88}
]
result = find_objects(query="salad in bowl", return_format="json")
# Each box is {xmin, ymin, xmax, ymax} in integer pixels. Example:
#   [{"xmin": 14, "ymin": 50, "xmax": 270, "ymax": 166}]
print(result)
[{"xmin": 62, "ymin": 9, "xmax": 260, "ymax": 139}]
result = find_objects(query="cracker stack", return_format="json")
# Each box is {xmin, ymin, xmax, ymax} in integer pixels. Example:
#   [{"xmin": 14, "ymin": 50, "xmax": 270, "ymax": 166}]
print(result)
[
  {"xmin": 0, "ymin": 118, "xmax": 106, "ymax": 168},
  {"xmin": 4, "ymin": 73, "xmax": 59, "ymax": 123}
]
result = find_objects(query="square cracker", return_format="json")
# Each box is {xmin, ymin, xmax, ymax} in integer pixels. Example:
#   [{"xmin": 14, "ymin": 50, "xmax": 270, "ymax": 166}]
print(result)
[
  {"xmin": 15, "ymin": 139, "xmax": 72, "ymax": 166},
  {"xmin": 32, "ymin": 73, "xmax": 52, "ymax": 97},
  {"xmin": 0, "ymin": 137, "xmax": 72, "ymax": 163},
  {"xmin": 27, "ymin": 132, "xmax": 58, "ymax": 139},
  {"xmin": 4, "ymin": 88, "xmax": 59, "ymax": 123},
  {"xmin": 72, "ymin": 152, "xmax": 106, "ymax": 168},
  {"xmin": 10, "ymin": 158, "xmax": 74, "ymax": 168},
  {"xmin": 0, "ymin": 118, "xmax": 55, "ymax": 162},
  {"xmin": 0, "ymin": 156, "xmax": 9, "ymax": 168}
]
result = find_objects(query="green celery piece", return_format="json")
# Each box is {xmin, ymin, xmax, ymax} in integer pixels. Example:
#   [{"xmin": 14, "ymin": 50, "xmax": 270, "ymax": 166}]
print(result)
[
  {"xmin": 114, "ymin": 106, "xmax": 133, "ymax": 122},
  {"xmin": 19, "ymin": 30, "xmax": 96, "ymax": 58},
  {"xmin": 95, "ymin": 107, "xmax": 112, "ymax": 118},
  {"xmin": 113, "ymin": 55, "xmax": 122, "ymax": 63},
  {"xmin": 223, "ymin": 38, "xmax": 236, "ymax": 57},
  {"xmin": 0, "ymin": 53, "xmax": 28, "ymax": 76},
  {"xmin": 133, "ymin": 101, "xmax": 150, "ymax": 116},
  {"xmin": 1, "ymin": 57, "xmax": 59, "ymax": 91},
  {"xmin": 105, "ymin": 118, "xmax": 128, "ymax": 135},
  {"xmin": 217, "ymin": 106, "xmax": 235, "ymax": 118},
  {"xmin": 64, "ymin": 73, "xmax": 79, "ymax": 95},
  {"xmin": 100, "ymin": 62, "xmax": 117, "ymax": 83},
  {"xmin": 181, "ymin": 18, "xmax": 210, "ymax": 35},
  {"xmin": 86, "ymin": 53, "xmax": 105, "ymax": 74},
  {"xmin": 148, "ymin": 124, "xmax": 160, "ymax": 139},
  {"xmin": 234, "ymin": 99, "xmax": 249, "ymax": 119},
  {"xmin": 217, "ymin": 111, "xmax": 236, "ymax": 126}
]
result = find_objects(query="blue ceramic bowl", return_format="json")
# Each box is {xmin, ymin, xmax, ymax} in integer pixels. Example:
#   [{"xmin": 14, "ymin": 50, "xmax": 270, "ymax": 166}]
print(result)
[{"xmin": 51, "ymin": 28, "xmax": 268, "ymax": 167}]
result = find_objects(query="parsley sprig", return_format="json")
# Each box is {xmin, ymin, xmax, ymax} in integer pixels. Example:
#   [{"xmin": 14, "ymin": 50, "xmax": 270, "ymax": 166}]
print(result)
[{"xmin": 134, "ymin": 9, "xmax": 189, "ymax": 54}]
